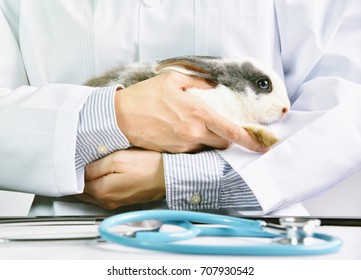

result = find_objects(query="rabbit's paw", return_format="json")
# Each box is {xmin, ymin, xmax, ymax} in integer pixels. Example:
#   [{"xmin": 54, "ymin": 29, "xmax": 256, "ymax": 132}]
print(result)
[{"xmin": 242, "ymin": 125, "xmax": 279, "ymax": 148}]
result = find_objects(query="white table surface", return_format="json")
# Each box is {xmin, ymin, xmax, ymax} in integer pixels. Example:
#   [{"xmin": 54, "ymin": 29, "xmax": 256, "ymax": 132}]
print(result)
[{"xmin": 0, "ymin": 223, "xmax": 360, "ymax": 260}]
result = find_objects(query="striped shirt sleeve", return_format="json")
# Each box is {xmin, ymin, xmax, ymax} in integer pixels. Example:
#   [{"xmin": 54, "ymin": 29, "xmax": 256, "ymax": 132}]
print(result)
[
  {"xmin": 163, "ymin": 150, "xmax": 262, "ymax": 211},
  {"xmin": 75, "ymin": 85, "xmax": 130, "ymax": 171},
  {"xmin": 217, "ymin": 154, "xmax": 262, "ymax": 211}
]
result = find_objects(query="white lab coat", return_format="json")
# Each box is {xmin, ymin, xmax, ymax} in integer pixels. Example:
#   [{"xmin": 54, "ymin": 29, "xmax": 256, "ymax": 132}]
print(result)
[{"xmin": 0, "ymin": 0, "xmax": 361, "ymax": 216}]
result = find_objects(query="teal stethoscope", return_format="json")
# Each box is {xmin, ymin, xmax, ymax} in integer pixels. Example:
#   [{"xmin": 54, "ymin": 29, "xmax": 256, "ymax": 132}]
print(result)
[{"xmin": 98, "ymin": 210, "xmax": 343, "ymax": 256}]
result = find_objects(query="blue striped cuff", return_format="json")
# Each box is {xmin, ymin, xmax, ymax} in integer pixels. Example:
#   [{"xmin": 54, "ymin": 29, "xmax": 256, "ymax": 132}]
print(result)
[
  {"xmin": 163, "ymin": 151, "xmax": 221, "ymax": 210},
  {"xmin": 75, "ymin": 85, "xmax": 130, "ymax": 171},
  {"xmin": 163, "ymin": 150, "xmax": 261, "ymax": 211},
  {"xmin": 217, "ymin": 154, "xmax": 262, "ymax": 211}
]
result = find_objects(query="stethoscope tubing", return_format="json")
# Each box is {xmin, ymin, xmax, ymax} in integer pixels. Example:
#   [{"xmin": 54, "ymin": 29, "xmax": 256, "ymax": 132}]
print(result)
[
  {"xmin": 99, "ymin": 210, "xmax": 343, "ymax": 256},
  {"xmin": 100, "ymin": 210, "xmax": 265, "ymax": 230}
]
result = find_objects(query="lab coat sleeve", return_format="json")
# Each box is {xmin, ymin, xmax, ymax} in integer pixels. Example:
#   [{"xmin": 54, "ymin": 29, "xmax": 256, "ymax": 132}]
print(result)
[
  {"xmin": 0, "ymin": 84, "xmax": 94, "ymax": 196},
  {"xmin": 0, "ymin": 4, "xmax": 89, "ymax": 196},
  {"xmin": 0, "ymin": 3, "xmax": 131, "ymax": 197},
  {"xmin": 0, "ymin": 0, "xmax": 27, "ymax": 88},
  {"xmin": 218, "ymin": 0, "xmax": 361, "ymax": 214},
  {"xmin": 163, "ymin": 151, "xmax": 262, "ymax": 211},
  {"xmin": 0, "ymin": 1, "xmax": 87, "ymax": 195}
]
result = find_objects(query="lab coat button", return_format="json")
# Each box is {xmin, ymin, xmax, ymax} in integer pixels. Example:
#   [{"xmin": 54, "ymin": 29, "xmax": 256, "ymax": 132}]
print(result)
[
  {"xmin": 96, "ymin": 144, "xmax": 109, "ymax": 154},
  {"xmin": 190, "ymin": 194, "xmax": 201, "ymax": 205},
  {"xmin": 143, "ymin": 0, "xmax": 161, "ymax": 7}
]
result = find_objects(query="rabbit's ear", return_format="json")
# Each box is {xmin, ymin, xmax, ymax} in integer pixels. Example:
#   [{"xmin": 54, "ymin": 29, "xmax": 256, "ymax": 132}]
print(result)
[{"xmin": 155, "ymin": 56, "xmax": 221, "ymax": 81}]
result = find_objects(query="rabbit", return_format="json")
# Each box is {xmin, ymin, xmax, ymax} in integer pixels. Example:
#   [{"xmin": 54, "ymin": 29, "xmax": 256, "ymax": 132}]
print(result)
[{"xmin": 85, "ymin": 55, "xmax": 290, "ymax": 148}]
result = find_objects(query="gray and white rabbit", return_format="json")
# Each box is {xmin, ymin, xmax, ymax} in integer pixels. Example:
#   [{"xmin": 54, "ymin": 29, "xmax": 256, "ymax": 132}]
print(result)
[{"xmin": 85, "ymin": 56, "xmax": 290, "ymax": 147}]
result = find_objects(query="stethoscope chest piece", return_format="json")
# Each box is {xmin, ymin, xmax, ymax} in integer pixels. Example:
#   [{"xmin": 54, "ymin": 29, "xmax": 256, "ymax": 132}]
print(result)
[{"xmin": 274, "ymin": 217, "xmax": 321, "ymax": 245}]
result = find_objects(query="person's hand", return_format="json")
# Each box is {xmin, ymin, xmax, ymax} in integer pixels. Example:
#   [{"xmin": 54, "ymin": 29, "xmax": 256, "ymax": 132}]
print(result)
[
  {"xmin": 114, "ymin": 71, "xmax": 269, "ymax": 153},
  {"xmin": 73, "ymin": 149, "xmax": 165, "ymax": 210}
]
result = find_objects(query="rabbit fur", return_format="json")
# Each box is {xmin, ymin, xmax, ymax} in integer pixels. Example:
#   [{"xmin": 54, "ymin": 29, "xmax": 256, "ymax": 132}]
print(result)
[{"xmin": 85, "ymin": 56, "xmax": 290, "ymax": 147}]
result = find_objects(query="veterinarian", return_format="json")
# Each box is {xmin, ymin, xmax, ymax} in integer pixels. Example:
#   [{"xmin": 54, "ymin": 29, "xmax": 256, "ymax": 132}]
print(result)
[{"xmin": 1, "ymin": 0, "xmax": 360, "ymax": 216}]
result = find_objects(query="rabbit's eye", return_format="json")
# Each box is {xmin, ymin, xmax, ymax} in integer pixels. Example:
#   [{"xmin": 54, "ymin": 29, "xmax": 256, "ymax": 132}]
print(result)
[{"xmin": 257, "ymin": 78, "xmax": 271, "ymax": 91}]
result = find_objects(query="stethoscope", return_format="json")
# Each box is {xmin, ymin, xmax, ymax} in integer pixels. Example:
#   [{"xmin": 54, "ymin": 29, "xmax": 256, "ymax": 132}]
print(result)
[{"xmin": 98, "ymin": 210, "xmax": 343, "ymax": 256}]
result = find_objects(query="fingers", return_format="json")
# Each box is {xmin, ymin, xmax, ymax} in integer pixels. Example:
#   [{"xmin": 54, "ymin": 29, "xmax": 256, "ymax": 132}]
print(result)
[
  {"xmin": 115, "ymin": 70, "xmax": 268, "ymax": 154},
  {"xmin": 74, "ymin": 190, "xmax": 120, "ymax": 210},
  {"xmin": 172, "ymin": 73, "xmax": 269, "ymax": 153},
  {"xmin": 81, "ymin": 170, "xmax": 165, "ymax": 210},
  {"xmin": 204, "ymin": 113, "xmax": 269, "ymax": 153},
  {"xmin": 80, "ymin": 175, "xmax": 126, "ymax": 210},
  {"xmin": 196, "ymin": 130, "xmax": 231, "ymax": 151},
  {"xmin": 84, "ymin": 154, "xmax": 115, "ymax": 181}
]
